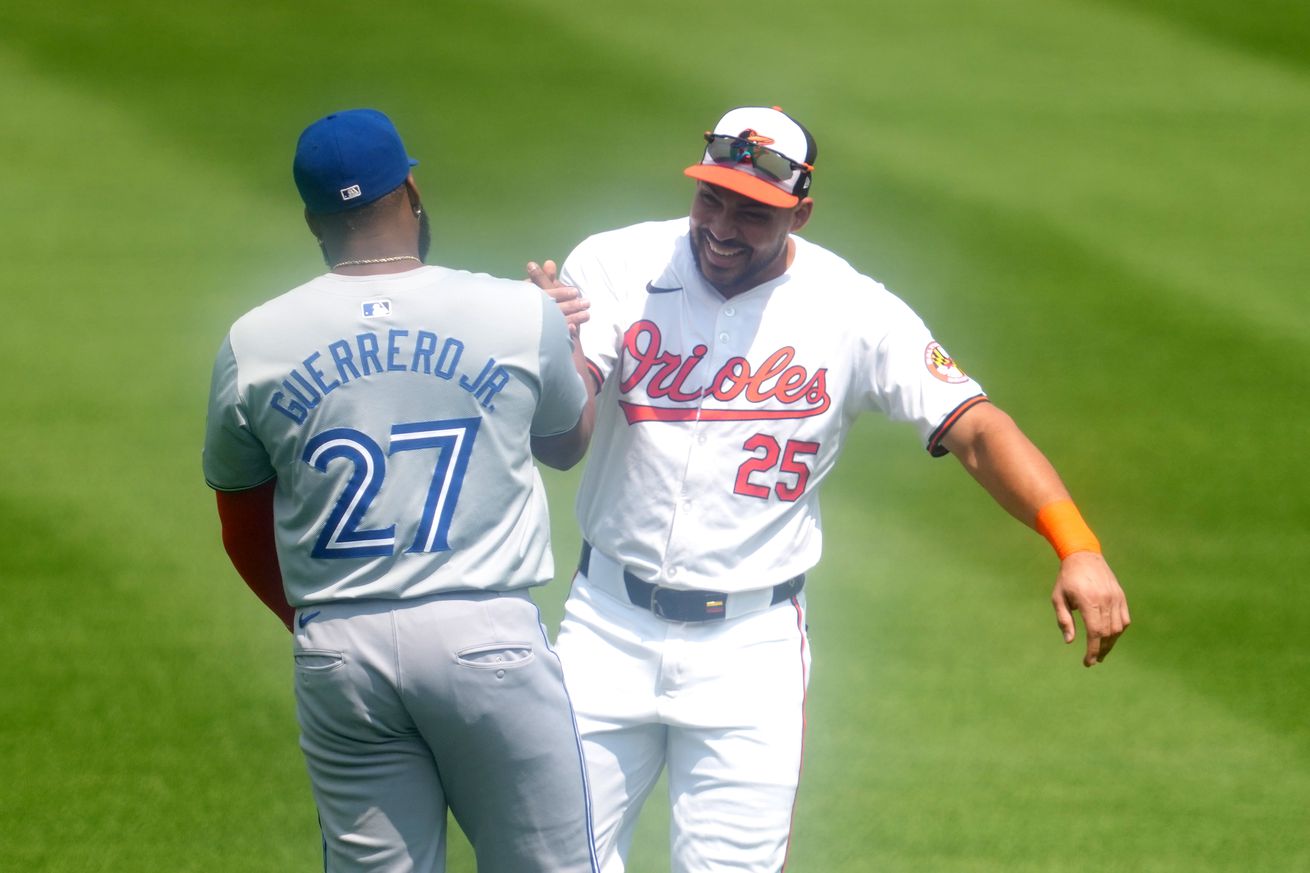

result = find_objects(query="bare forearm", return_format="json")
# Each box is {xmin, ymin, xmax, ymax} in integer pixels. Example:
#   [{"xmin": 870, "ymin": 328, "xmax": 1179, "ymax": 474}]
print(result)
[
  {"xmin": 940, "ymin": 401, "xmax": 1130, "ymax": 665},
  {"xmin": 940, "ymin": 402, "xmax": 1069, "ymax": 528}
]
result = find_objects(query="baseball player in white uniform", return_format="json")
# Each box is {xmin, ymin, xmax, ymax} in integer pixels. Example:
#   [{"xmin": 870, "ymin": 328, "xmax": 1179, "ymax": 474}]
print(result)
[
  {"xmin": 530, "ymin": 106, "xmax": 1130, "ymax": 872},
  {"xmin": 203, "ymin": 109, "xmax": 599, "ymax": 873}
]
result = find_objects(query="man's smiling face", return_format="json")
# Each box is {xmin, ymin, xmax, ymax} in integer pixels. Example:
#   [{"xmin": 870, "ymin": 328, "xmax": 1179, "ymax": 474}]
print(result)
[{"xmin": 688, "ymin": 182, "xmax": 812, "ymax": 298}]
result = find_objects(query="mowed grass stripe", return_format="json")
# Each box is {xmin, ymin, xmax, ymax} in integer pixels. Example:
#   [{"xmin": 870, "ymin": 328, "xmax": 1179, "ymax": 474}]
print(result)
[
  {"xmin": 788, "ymin": 468, "xmax": 1310, "ymax": 872},
  {"xmin": 0, "ymin": 50, "xmax": 326, "ymax": 873},
  {"xmin": 807, "ymin": 3, "xmax": 1309, "ymax": 346},
  {"xmin": 1091, "ymin": 0, "xmax": 1310, "ymax": 74}
]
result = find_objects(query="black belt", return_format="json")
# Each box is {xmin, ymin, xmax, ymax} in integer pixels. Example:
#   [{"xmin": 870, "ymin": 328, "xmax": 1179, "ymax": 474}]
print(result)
[{"xmin": 579, "ymin": 542, "xmax": 804, "ymax": 623}]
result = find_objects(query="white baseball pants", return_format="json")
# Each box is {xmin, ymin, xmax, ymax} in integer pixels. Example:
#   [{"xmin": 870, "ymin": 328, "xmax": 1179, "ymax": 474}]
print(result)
[{"xmin": 556, "ymin": 565, "xmax": 810, "ymax": 873}]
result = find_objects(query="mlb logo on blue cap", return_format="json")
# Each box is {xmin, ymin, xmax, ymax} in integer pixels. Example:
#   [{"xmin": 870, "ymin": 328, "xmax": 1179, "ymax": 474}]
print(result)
[{"xmin": 293, "ymin": 109, "xmax": 419, "ymax": 214}]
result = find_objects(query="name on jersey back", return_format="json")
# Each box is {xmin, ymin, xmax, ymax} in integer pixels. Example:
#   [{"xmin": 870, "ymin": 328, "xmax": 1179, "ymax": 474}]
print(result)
[{"xmin": 269, "ymin": 328, "xmax": 510, "ymax": 425}]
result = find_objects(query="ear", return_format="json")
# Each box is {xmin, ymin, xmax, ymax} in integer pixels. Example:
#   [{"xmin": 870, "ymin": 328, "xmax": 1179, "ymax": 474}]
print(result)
[
  {"xmin": 405, "ymin": 174, "xmax": 422, "ymax": 213},
  {"xmin": 304, "ymin": 208, "xmax": 322, "ymax": 240},
  {"xmin": 790, "ymin": 197, "xmax": 814, "ymax": 232}
]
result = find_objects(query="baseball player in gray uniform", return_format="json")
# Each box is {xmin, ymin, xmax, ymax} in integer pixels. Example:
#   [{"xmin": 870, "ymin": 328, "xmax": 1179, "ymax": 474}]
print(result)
[
  {"xmin": 203, "ymin": 108, "xmax": 599, "ymax": 873},
  {"xmin": 530, "ymin": 106, "xmax": 1131, "ymax": 872}
]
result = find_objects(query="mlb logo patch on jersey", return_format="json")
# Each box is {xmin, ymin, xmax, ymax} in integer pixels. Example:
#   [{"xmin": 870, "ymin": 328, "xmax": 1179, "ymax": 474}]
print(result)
[
  {"xmin": 925, "ymin": 341, "xmax": 969, "ymax": 383},
  {"xmin": 362, "ymin": 299, "xmax": 392, "ymax": 318}
]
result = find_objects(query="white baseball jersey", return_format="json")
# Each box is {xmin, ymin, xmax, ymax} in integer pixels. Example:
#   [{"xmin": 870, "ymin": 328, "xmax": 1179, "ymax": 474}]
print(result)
[
  {"xmin": 563, "ymin": 218, "xmax": 986, "ymax": 593},
  {"xmin": 203, "ymin": 265, "xmax": 587, "ymax": 605}
]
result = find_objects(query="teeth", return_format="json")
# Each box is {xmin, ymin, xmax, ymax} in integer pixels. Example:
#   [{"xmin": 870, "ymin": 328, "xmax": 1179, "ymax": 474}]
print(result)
[{"xmin": 707, "ymin": 240, "xmax": 743, "ymax": 257}]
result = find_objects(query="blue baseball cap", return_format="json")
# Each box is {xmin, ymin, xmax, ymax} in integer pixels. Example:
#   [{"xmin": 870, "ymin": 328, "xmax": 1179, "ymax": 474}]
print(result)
[{"xmin": 293, "ymin": 109, "xmax": 418, "ymax": 214}]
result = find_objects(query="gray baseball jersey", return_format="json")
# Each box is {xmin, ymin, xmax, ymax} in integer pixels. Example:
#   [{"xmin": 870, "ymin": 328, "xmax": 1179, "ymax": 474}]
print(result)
[{"xmin": 203, "ymin": 265, "xmax": 587, "ymax": 605}]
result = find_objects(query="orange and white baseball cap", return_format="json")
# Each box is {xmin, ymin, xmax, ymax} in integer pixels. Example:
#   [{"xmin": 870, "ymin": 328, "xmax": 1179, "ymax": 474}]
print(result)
[{"xmin": 684, "ymin": 106, "xmax": 817, "ymax": 208}]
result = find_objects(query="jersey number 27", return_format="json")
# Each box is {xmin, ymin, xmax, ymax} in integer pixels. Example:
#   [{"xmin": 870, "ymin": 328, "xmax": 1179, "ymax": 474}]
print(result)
[{"xmin": 302, "ymin": 418, "xmax": 481, "ymax": 559}]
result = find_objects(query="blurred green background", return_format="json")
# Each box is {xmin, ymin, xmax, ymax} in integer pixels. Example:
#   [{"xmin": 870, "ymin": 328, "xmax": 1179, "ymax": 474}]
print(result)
[{"xmin": 1, "ymin": 1, "xmax": 1306, "ymax": 870}]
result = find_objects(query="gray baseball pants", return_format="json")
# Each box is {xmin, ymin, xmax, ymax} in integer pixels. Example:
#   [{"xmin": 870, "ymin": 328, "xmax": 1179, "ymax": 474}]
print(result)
[{"xmin": 292, "ymin": 589, "xmax": 598, "ymax": 873}]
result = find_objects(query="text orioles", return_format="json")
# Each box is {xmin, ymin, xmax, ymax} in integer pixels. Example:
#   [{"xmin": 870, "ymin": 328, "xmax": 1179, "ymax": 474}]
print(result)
[{"xmin": 618, "ymin": 320, "xmax": 829, "ymax": 423}]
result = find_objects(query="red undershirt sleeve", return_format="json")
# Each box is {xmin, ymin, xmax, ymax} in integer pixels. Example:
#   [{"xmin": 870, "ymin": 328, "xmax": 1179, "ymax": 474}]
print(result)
[{"xmin": 214, "ymin": 480, "xmax": 294, "ymax": 632}]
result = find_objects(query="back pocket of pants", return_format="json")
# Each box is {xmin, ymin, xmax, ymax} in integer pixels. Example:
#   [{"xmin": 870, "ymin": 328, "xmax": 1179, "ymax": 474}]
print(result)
[
  {"xmin": 295, "ymin": 648, "xmax": 346, "ymax": 673},
  {"xmin": 455, "ymin": 642, "xmax": 534, "ymax": 670}
]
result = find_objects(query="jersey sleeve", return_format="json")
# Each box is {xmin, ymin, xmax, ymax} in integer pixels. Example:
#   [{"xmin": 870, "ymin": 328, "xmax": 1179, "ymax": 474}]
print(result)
[
  {"xmin": 857, "ymin": 291, "xmax": 987, "ymax": 455},
  {"xmin": 202, "ymin": 334, "xmax": 276, "ymax": 491},
  {"xmin": 560, "ymin": 236, "xmax": 625, "ymax": 388},
  {"xmin": 530, "ymin": 291, "xmax": 588, "ymax": 437}
]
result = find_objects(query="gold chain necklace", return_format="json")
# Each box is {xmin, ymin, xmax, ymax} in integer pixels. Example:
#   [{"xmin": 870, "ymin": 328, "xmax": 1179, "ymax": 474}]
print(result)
[{"xmin": 332, "ymin": 255, "xmax": 421, "ymax": 268}]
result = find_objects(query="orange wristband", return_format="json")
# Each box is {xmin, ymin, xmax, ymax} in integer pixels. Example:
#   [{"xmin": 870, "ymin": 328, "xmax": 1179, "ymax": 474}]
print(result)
[{"xmin": 1034, "ymin": 499, "xmax": 1101, "ymax": 560}]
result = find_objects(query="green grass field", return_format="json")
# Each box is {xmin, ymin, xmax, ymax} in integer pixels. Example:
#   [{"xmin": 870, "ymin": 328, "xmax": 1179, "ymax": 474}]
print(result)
[{"xmin": 1, "ymin": 1, "xmax": 1306, "ymax": 870}]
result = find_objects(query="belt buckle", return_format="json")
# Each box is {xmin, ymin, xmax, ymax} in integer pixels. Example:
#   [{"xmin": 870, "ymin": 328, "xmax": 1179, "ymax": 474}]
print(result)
[
  {"xmin": 649, "ymin": 586, "xmax": 726, "ymax": 622},
  {"xmin": 650, "ymin": 586, "xmax": 677, "ymax": 621}
]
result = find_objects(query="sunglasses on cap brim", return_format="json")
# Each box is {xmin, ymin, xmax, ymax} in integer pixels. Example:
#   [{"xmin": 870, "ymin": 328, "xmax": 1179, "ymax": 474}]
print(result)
[{"xmin": 702, "ymin": 133, "xmax": 813, "ymax": 184}]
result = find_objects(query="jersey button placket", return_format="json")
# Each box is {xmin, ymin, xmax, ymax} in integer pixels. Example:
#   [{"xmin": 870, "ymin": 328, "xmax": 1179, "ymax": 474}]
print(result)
[{"xmin": 715, "ymin": 299, "xmax": 737, "ymax": 346}]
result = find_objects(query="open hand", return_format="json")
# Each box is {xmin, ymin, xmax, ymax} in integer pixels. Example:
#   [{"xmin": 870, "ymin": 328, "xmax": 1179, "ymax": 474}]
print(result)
[{"xmin": 527, "ymin": 260, "xmax": 589, "ymax": 337}]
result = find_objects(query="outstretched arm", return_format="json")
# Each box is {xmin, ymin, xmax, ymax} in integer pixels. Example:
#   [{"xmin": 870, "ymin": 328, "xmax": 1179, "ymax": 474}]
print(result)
[
  {"xmin": 939, "ymin": 401, "xmax": 1131, "ymax": 666},
  {"xmin": 214, "ymin": 480, "xmax": 294, "ymax": 632}
]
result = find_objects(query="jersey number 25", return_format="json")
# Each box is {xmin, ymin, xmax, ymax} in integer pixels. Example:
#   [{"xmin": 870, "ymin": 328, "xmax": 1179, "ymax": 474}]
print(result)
[{"xmin": 733, "ymin": 434, "xmax": 819, "ymax": 502}]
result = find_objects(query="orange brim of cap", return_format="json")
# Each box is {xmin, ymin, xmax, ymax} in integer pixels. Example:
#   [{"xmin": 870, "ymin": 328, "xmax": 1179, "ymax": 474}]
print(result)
[{"xmin": 684, "ymin": 164, "xmax": 799, "ymax": 208}]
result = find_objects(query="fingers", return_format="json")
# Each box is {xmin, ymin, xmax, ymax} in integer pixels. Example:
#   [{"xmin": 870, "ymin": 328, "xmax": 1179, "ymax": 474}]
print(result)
[
  {"xmin": 1084, "ymin": 619, "xmax": 1122, "ymax": 667},
  {"xmin": 563, "ymin": 301, "xmax": 591, "ymax": 337},
  {"xmin": 526, "ymin": 260, "xmax": 561, "ymax": 289},
  {"xmin": 547, "ymin": 285, "xmax": 589, "ymax": 318},
  {"xmin": 1050, "ymin": 554, "xmax": 1131, "ymax": 668},
  {"xmin": 1087, "ymin": 629, "xmax": 1122, "ymax": 667},
  {"xmin": 527, "ymin": 260, "xmax": 584, "ymax": 305},
  {"xmin": 1084, "ymin": 630, "xmax": 1105, "ymax": 667},
  {"xmin": 528, "ymin": 260, "xmax": 590, "ymax": 338},
  {"xmin": 1052, "ymin": 591, "xmax": 1076, "ymax": 645},
  {"xmin": 1076, "ymin": 592, "xmax": 1131, "ymax": 667}
]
